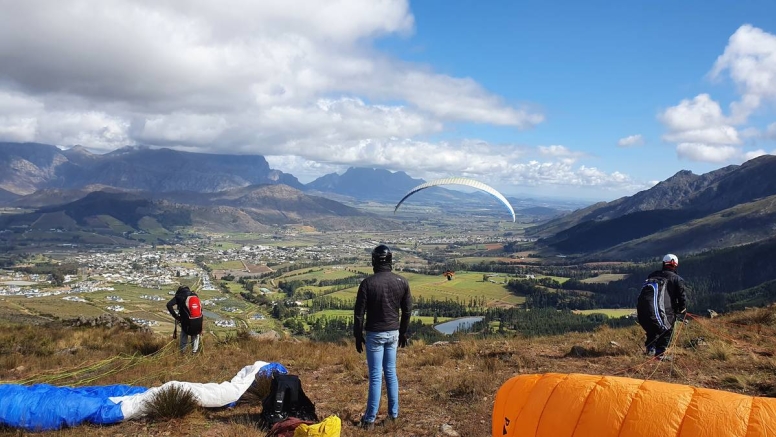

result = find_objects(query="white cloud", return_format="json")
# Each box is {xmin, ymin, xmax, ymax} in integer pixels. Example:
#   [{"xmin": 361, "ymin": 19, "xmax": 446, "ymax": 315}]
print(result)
[
  {"xmin": 676, "ymin": 143, "xmax": 739, "ymax": 163},
  {"xmin": 742, "ymin": 149, "xmax": 770, "ymax": 161},
  {"xmin": 0, "ymin": 1, "xmax": 646, "ymax": 196},
  {"xmin": 659, "ymin": 26, "xmax": 776, "ymax": 165},
  {"xmin": 0, "ymin": 0, "xmax": 542, "ymax": 154},
  {"xmin": 659, "ymin": 94, "xmax": 740, "ymax": 145},
  {"xmin": 710, "ymin": 24, "xmax": 776, "ymax": 122},
  {"xmin": 617, "ymin": 134, "xmax": 644, "ymax": 147},
  {"xmin": 265, "ymin": 137, "xmax": 644, "ymax": 193},
  {"xmin": 537, "ymin": 145, "xmax": 586, "ymax": 164}
]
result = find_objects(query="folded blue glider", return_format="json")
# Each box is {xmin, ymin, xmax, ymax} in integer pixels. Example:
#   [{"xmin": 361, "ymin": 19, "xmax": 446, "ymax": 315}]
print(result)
[{"xmin": 0, "ymin": 361, "xmax": 286, "ymax": 432}]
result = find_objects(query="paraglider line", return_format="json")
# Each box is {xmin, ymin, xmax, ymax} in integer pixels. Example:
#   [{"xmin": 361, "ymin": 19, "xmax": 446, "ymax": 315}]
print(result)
[{"xmin": 685, "ymin": 313, "xmax": 756, "ymax": 352}]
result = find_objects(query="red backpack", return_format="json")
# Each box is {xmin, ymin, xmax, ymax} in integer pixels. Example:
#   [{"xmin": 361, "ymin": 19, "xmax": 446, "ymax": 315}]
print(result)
[{"xmin": 185, "ymin": 294, "xmax": 202, "ymax": 319}]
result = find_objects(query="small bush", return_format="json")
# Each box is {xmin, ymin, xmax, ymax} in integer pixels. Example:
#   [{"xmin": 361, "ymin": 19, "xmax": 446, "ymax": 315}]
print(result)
[
  {"xmin": 416, "ymin": 351, "xmax": 446, "ymax": 367},
  {"xmin": 126, "ymin": 333, "xmax": 167, "ymax": 356},
  {"xmin": 708, "ymin": 341, "xmax": 734, "ymax": 361},
  {"xmin": 481, "ymin": 356, "xmax": 503, "ymax": 374},
  {"xmin": 340, "ymin": 350, "xmax": 361, "ymax": 373},
  {"xmin": 449, "ymin": 341, "xmax": 477, "ymax": 360},
  {"xmin": 0, "ymin": 353, "xmax": 21, "ymax": 371},
  {"xmin": 449, "ymin": 375, "xmax": 488, "ymax": 400},
  {"xmin": 143, "ymin": 384, "xmax": 199, "ymax": 419},
  {"xmin": 719, "ymin": 374, "xmax": 748, "ymax": 391},
  {"xmin": 733, "ymin": 308, "xmax": 776, "ymax": 326}
]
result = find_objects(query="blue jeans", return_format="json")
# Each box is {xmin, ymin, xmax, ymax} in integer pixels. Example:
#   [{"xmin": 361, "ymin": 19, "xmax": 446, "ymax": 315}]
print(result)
[{"xmin": 362, "ymin": 330, "xmax": 399, "ymax": 423}]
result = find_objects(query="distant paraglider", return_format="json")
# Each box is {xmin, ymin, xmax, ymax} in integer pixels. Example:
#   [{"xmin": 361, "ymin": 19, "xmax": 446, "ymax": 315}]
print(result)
[{"xmin": 394, "ymin": 177, "xmax": 516, "ymax": 222}]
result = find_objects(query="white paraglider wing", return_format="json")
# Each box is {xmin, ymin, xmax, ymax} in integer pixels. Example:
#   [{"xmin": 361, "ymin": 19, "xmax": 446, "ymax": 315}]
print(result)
[{"xmin": 394, "ymin": 177, "xmax": 516, "ymax": 222}]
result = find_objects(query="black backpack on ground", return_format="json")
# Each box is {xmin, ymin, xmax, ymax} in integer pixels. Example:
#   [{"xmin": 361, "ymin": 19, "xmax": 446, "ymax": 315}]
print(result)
[{"xmin": 259, "ymin": 371, "xmax": 318, "ymax": 428}]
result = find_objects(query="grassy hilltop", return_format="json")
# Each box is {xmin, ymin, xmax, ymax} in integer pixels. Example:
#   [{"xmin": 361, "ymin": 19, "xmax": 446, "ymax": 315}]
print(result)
[{"xmin": 1, "ymin": 306, "xmax": 775, "ymax": 437}]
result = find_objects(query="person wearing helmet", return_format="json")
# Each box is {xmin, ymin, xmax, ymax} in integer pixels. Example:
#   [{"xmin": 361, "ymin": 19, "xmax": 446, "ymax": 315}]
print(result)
[
  {"xmin": 637, "ymin": 254, "xmax": 688, "ymax": 360},
  {"xmin": 353, "ymin": 244, "xmax": 413, "ymax": 430}
]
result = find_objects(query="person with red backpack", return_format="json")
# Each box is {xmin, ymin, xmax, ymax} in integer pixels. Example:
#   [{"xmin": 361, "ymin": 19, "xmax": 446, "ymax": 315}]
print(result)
[{"xmin": 166, "ymin": 285, "xmax": 203, "ymax": 354}]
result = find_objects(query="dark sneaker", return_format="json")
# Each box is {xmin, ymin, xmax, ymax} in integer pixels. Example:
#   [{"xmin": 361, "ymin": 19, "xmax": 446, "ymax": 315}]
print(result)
[{"xmin": 360, "ymin": 421, "xmax": 375, "ymax": 430}]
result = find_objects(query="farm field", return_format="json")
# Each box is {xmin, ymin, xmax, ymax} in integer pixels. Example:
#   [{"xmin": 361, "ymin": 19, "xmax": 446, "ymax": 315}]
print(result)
[
  {"xmin": 208, "ymin": 260, "xmax": 245, "ymax": 270},
  {"xmin": 455, "ymin": 256, "xmax": 540, "ymax": 264},
  {"xmin": 278, "ymin": 267, "xmax": 360, "ymax": 282},
  {"xmin": 307, "ymin": 309, "xmax": 452, "ymax": 326},
  {"xmin": 321, "ymin": 271, "xmax": 525, "ymax": 307},
  {"xmin": 574, "ymin": 308, "xmax": 635, "ymax": 318},
  {"xmin": 580, "ymin": 273, "xmax": 629, "ymax": 283}
]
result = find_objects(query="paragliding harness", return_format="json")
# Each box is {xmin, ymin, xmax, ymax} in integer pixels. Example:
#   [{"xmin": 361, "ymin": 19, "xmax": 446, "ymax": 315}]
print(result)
[
  {"xmin": 182, "ymin": 293, "xmax": 203, "ymax": 336},
  {"xmin": 260, "ymin": 371, "xmax": 318, "ymax": 429},
  {"xmin": 637, "ymin": 277, "xmax": 671, "ymax": 333}
]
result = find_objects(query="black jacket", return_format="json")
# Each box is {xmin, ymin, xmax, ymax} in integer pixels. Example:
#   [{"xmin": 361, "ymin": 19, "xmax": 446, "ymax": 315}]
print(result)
[{"xmin": 353, "ymin": 265, "xmax": 412, "ymax": 337}]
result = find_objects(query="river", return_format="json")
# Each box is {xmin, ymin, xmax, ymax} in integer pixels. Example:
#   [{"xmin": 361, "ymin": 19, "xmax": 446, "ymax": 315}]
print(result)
[{"xmin": 433, "ymin": 316, "xmax": 484, "ymax": 335}]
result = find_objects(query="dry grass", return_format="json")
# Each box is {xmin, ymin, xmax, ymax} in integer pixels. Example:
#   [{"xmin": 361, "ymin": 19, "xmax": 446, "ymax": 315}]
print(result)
[
  {"xmin": 708, "ymin": 341, "xmax": 735, "ymax": 361},
  {"xmin": 143, "ymin": 384, "xmax": 200, "ymax": 419},
  {"xmin": 0, "ymin": 308, "xmax": 775, "ymax": 436},
  {"xmin": 731, "ymin": 306, "xmax": 776, "ymax": 326}
]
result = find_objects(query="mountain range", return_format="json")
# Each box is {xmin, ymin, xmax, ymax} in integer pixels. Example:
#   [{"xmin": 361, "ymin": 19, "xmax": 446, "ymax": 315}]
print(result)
[
  {"xmin": 7, "ymin": 142, "xmax": 775, "ymax": 260},
  {"xmin": 0, "ymin": 142, "xmax": 564, "ymax": 216},
  {"xmin": 0, "ymin": 142, "xmax": 303, "ymax": 195},
  {"xmin": 530, "ymin": 154, "xmax": 776, "ymax": 260}
]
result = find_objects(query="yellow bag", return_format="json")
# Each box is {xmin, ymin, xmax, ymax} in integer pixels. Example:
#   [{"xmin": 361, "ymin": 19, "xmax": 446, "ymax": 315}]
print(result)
[{"xmin": 293, "ymin": 415, "xmax": 341, "ymax": 437}]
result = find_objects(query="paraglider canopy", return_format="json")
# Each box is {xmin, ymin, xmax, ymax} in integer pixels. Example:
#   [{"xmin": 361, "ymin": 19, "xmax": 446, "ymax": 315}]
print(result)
[{"xmin": 394, "ymin": 177, "xmax": 516, "ymax": 222}]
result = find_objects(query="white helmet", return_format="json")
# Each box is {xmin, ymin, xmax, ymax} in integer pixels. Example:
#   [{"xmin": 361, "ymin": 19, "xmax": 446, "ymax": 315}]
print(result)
[{"xmin": 662, "ymin": 253, "xmax": 678, "ymax": 266}]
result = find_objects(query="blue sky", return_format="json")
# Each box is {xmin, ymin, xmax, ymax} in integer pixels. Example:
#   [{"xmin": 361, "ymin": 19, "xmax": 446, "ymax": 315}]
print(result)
[
  {"xmin": 384, "ymin": 1, "xmax": 776, "ymax": 194},
  {"xmin": 1, "ymin": 1, "xmax": 775, "ymax": 201}
]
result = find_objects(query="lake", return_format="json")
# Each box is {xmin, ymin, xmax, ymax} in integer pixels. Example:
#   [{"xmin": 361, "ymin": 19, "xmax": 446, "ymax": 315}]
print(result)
[
  {"xmin": 202, "ymin": 310, "xmax": 222, "ymax": 320},
  {"xmin": 434, "ymin": 316, "xmax": 484, "ymax": 335}
]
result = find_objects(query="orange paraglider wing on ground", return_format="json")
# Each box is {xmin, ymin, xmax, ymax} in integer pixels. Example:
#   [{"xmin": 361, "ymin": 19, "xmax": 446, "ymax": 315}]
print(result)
[{"xmin": 493, "ymin": 373, "xmax": 776, "ymax": 437}]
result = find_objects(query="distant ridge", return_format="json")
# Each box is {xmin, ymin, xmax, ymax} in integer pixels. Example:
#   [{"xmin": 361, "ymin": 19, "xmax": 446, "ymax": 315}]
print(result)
[
  {"xmin": 306, "ymin": 167, "xmax": 425, "ymax": 201},
  {"xmin": 530, "ymin": 154, "xmax": 776, "ymax": 259},
  {"xmin": 0, "ymin": 142, "xmax": 302, "ymax": 195}
]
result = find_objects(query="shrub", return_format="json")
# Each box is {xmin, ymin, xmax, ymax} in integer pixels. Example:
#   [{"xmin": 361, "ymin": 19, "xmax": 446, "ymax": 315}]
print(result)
[
  {"xmin": 708, "ymin": 341, "xmax": 734, "ymax": 361},
  {"xmin": 143, "ymin": 384, "xmax": 199, "ymax": 419},
  {"xmin": 126, "ymin": 332, "xmax": 167, "ymax": 356},
  {"xmin": 732, "ymin": 307, "xmax": 776, "ymax": 326}
]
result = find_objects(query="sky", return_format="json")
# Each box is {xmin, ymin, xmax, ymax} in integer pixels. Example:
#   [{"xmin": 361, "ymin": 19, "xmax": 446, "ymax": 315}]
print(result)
[{"xmin": 0, "ymin": 1, "xmax": 775, "ymax": 201}]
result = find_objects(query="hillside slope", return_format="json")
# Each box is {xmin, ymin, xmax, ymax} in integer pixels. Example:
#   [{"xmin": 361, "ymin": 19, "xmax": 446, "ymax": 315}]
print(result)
[
  {"xmin": 530, "ymin": 155, "xmax": 776, "ymax": 258},
  {"xmin": 0, "ymin": 306, "xmax": 773, "ymax": 436},
  {"xmin": 0, "ymin": 185, "xmax": 396, "ymax": 245}
]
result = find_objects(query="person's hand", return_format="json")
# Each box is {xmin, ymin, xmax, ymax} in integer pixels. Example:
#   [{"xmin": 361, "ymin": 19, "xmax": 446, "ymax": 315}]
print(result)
[
  {"xmin": 355, "ymin": 335, "xmax": 364, "ymax": 353},
  {"xmin": 398, "ymin": 333, "xmax": 408, "ymax": 348}
]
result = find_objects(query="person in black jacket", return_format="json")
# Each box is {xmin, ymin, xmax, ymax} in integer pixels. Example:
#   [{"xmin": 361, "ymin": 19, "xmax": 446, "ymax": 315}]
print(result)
[
  {"xmin": 354, "ymin": 244, "xmax": 412, "ymax": 430},
  {"xmin": 637, "ymin": 254, "xmax": 688, "ymax": 359},
  {"xmin": 166, "ymin": 285, "xmax": 202, "ymax": 354}
]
